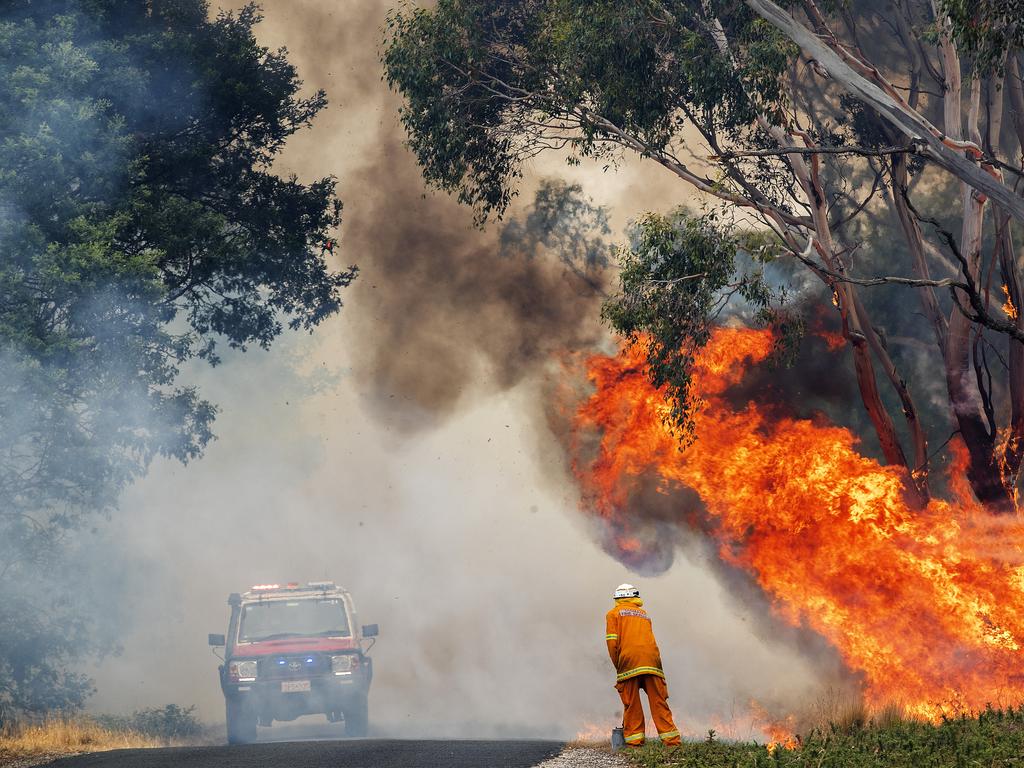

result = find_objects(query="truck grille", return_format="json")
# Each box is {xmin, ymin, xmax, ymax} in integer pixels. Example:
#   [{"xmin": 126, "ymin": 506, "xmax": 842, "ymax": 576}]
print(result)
[{"xmin": 261, "ymin": 653, "xmax": 330, "ymax": 679}]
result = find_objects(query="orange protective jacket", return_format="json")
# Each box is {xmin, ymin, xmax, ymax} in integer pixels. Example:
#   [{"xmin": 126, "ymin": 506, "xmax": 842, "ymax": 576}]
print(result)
[{"xmin": 605, "ymin": 598, "xmax": 665, "ymax": 682}]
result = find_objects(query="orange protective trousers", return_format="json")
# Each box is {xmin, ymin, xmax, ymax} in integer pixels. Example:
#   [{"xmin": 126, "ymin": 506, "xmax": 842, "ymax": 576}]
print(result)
[{"xmin": 616, "ymin": 674, "xmax": 681, "ymax": 747}]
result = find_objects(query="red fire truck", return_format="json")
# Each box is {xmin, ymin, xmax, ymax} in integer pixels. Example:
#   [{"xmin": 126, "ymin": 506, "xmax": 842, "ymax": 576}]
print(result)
[{"xmin": 208, "ymin": 582, "xmax": 378, "ymax": 744}]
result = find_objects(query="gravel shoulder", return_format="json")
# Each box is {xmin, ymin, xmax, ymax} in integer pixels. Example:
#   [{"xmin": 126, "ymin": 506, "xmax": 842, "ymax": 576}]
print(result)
[
  {"xmin": 534, "ymin": 745, "xmax": 629, "ymax": 768},
  {"xmin": 0, "ymin": 753, "xmax": 84, "ymax": 768}
]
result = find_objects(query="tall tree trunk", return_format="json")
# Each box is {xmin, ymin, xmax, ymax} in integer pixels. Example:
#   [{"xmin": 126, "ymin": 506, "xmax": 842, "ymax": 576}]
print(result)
[
  {"xmin": 850, "ymin": 288, "xmax": 930, "ymax": 488},
  {"xmin": 996, "ymin": 214, "xmax": 1024, "ymax": 495},
  {"xmin": 707, "ymin": 12, "xmax": 924, "ymax": 499},
  {"xmin": 942, "ymin": 73, "xmax": 1015, "ymax": 511},
  {"xmin": 775, "ymin": 128, "xmax": 926, "ymax": 505},
  {"xmin": 1000, "ymin": 57, "xmax": 1024, "ymax": 489},
  {"xmin": 946, "ymin": 245, "xmax": 1011, "ymax": 510},
  {"xmin": 890, "ymin": 155, "xmax": 948, "ymax": 356}
]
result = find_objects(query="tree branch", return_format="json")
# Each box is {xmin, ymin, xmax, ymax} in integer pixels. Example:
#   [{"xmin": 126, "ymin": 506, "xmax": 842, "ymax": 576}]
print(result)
[
  {"xmin": 900, "ymin": 199, "xmax": 1024, "ymax": 344},
  {"xmin": 743, "ymin": 0, "xmax": 1024, "ymax": 222},
  {"xmin": 791, "ymin": 236, "xmax": 969, "ymax": 289},
  {"xmin": 710, "ymin": 143, "xmax": 926, "ymax": 160}
]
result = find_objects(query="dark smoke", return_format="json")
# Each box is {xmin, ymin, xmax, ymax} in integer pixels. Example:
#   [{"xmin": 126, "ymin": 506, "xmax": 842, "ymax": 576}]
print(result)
[
  {"xmin": 336, "ymin": 27, "xmax": 866, "ymax": 723},
  {"xmin": 343, "ymin": 148, "xmax": 609, "ymax": 432},
  {"xmin": 248, "ymin": 0, "xmax": 612, "ymax": 430}
]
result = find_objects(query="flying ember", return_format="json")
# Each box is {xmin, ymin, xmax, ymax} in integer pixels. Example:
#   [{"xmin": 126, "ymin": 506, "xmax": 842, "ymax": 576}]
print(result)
[{"xmin": 569, "ymin": 327, "xmax": 1024, "ymax": 720}]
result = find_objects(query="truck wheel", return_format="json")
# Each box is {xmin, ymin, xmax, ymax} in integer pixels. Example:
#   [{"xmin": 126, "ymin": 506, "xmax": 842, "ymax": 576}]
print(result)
[
  {"xmin": 226, "ymin": 699, "xmax": 257, "ymax": 745},
  {"xmin": 344, "ymin": 696, "xmax": 369, "ymax": 738}
]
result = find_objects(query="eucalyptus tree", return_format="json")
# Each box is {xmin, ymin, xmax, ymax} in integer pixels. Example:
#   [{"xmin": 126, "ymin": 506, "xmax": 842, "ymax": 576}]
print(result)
[
  {"xmin": 384, "ymin": 0, "xmax": 1024, "ymax": 511},
  {"xmin": 0, "ymin": 0, "xmax": 353, "ymax": 716}
]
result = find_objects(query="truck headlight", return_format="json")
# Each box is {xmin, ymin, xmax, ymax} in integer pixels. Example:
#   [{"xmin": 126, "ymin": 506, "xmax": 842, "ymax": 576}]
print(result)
[
  {"xmin": 331, "ymin": 655, "xmax": 354, "ymax": 675},
  {"xmin": 229, "ymin": 660, "xmax": 258, "ymax": 681}
]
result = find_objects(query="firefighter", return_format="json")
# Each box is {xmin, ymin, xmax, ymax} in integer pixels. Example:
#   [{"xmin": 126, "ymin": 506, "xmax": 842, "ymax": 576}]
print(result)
[{"xmin": 605, "ymin": 584, "xmax": 681, "ymax": 748}]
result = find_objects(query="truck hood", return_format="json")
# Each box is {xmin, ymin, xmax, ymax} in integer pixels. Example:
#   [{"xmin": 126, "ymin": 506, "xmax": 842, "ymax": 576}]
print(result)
[{"xmin": 233, "ymin": 636, "xmax": 358, "ymax": 656}]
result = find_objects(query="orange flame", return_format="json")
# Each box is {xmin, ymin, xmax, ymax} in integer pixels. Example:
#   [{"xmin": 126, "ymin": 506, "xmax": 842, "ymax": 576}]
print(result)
[
  {"xmin": 570, "ymin": 327, "xmax": 1024, "ymax": 721},
  {"xmin": 817, "ymin": 329, "xmax": 846, "ymax": 351},
  {"xmin": 749, "ymin": 701, "xmax": 798, "ymax": 750},
  {"xmin": 1002, "ymin": 285, "xmax": 1019, "ymax": 321},
  {"xmin": 573, "ymin": 720, "xmax": 615, "ymax": 743}
]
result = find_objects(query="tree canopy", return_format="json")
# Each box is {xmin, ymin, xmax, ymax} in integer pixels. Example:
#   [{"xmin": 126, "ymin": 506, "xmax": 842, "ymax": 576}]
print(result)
[
  {"xmin": 384, "ymin": 0, "xmax": 1024, "ymax": 512},
  {"xmin": 0, "ymin": 0, "xmax": 353, "ymax": 717}
]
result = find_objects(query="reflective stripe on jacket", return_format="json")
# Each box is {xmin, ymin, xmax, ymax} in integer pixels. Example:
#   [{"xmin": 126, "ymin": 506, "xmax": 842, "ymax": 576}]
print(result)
[{"xmin": 605, "ymin": 599, "xmax": 665, "ymax": 681}]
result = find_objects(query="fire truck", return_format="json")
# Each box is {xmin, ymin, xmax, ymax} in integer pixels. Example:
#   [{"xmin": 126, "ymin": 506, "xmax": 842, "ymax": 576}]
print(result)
[{"xmin": 208, "ymin": 582, "xmax": 378, "ymax": 744}]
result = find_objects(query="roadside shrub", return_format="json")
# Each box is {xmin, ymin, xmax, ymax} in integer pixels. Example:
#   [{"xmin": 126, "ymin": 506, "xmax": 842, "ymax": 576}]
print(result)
[{"xmin": 95, "ymin": 704, "xmax": 202, "ymax": 741}]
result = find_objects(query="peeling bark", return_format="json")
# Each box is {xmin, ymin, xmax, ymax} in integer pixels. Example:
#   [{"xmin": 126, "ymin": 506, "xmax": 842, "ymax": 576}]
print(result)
[
  {"xmin": 848, "ymin": 290, "xmax": 930, "ymax": 501},
  {"xmin": 944, "ymin": 68, "xmax": 1014, "ymax": 511},
  {"xmin": 743, "ymin": 0, "xmax": 1024, "ymax": 222}
]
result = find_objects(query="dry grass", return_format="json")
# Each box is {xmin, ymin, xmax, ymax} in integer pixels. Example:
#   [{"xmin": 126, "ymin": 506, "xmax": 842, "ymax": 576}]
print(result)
[
  {"xmin": 787, "ymin": 688, "xmax": 915, "ymax": 736},
  {"xmin": 789, "ymin": 687, "xmax": 866, "ymax": 734},
  {"xmin": 0, "ymin": 717, "xmax": 163, "ymax": 763},
  {"xmin": 565, "ymin": 737, "xmax": 617, "ymax": 752}
]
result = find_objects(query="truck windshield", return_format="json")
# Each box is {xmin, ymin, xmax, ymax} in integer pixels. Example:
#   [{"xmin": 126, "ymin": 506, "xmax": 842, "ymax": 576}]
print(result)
[{"xmin": 239, "ymin": 598, "xmax": 350, "ymax": 642}]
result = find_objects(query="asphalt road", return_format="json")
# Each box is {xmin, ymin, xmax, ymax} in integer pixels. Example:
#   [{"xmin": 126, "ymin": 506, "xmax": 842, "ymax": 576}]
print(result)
[{"xmin": 42, "ymin": 740, "xmax": 565, "ymax": 768}]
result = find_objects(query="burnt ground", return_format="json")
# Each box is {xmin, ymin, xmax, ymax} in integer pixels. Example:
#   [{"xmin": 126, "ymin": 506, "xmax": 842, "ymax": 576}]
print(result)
[{"xmin": 36, "ymin": 740, "xmax": 565, "ymax": 768}]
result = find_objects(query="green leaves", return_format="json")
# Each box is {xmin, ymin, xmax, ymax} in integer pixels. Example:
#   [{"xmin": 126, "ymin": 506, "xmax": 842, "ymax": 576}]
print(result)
[
  {"xmin": 602, "ymin": 210, "xmax": 787, "ymax": 442},
  {"xmin": 940, "ymin": 0, "xmax": 1023, "ymax": 73},
  {"xmin": 0, "ymin": 0, "xmax": 349, "ymax": 718},
  {"xmin": 0, "ymin": 0, "xmax": 352, "ymax": 512},
  {"xmin": 382, "ymin": 0, "xmax": 798, "ymax": 222},
  {"xmin": 383, "ymin": 0, "xmax": 529, "ymax": 221}
]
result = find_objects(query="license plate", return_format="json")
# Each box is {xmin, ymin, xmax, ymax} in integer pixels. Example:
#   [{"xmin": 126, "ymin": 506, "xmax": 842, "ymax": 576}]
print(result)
[{"xmin": 281, "ymin": 680, "xmax": 311, "ymax": 693}]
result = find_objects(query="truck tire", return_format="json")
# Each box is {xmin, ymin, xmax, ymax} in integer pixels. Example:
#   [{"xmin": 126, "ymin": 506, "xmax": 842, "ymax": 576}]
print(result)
[
  {"xmin": 226, "ymin": 699, "xmax": 257, "ymax": 745},
  {"xmin": 344, "ymin": 696, "xmax": 369, "ymax": 737}
]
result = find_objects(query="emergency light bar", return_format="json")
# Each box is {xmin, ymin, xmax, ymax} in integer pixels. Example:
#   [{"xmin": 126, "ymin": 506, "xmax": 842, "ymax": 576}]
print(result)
[{"xmin": 249, "ymin": 582, "xmax": 339, "ymax": 593}]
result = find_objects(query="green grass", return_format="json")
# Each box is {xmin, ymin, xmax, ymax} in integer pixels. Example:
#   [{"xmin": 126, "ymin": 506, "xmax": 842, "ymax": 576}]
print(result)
[{"xmin": 624, "ymin": 706, "xmax": 1024, "ymax": 768}]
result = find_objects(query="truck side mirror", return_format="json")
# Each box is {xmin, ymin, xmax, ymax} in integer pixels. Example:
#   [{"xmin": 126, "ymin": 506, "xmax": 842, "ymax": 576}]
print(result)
[
  {"xmin": 208, "ymin": 633, "xmax": 226, "ymax": 646},
  {"xmin": 362, "ymin": 624, "xmax": 379, "ymax": 638}
]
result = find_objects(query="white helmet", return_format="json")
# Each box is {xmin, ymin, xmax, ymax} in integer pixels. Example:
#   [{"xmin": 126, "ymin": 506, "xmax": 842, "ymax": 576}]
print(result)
[{"xmin": 614, "ymin": 583, "xmax": 640, "ymax": 599}]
